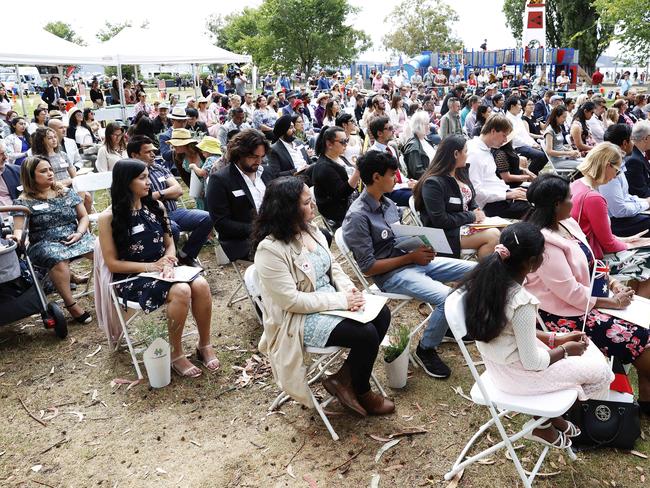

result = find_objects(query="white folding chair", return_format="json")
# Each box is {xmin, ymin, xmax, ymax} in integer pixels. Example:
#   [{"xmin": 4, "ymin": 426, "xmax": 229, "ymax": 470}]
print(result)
[
  {"xmin": 72, "ymin": 171, "xmax": 113, "ymax": 224},
  {"xmin": 245, "ymin": 264, "xmax": 386, "ymax": 441},
  {"xmin": 539, "ymin": 138, "xmax": 574, "ymax": 176},
  {"xmin": 334, "ymin": 228, "xmax": 431, "ymax": 365},
  {"xmin": 443, "ymin": 289, "xmax": 577, "ymax": 487},
  {"xmin": 108, "ymin": 277, "xmax": 197, "ymax": 379}
]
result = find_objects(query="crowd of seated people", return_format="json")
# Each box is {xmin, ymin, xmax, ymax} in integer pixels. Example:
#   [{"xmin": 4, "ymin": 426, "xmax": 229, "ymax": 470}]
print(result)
[{"xmin": 2, "ymin": 65, "xmax": 650, "ymax": 444}]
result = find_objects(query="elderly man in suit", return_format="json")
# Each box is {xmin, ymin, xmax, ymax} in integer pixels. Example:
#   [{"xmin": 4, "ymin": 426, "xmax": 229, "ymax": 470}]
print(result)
[
  {"xmin": 206, "ymin": 129, "xmax": 274, "ymax": 261},
  {"xmin": 41, "ymin": 75, "xmax": 67, "ymax": 111},
  {"xmin": 266, "ymin": 115, "xmax": 310, "ymax": 178},
  {"xmin": 626, "ymin": 120, "xmax": 650, "ymax": 198}
]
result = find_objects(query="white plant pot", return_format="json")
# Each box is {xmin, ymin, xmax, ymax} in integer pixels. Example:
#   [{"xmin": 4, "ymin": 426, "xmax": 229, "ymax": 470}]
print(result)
[
  {"xmin": 384, "ymin": 342, "xmax": 410, "ymax": 389},
  {"xmin": 143, "ymin": 337, "xmax": 171, "ymax": 388}
]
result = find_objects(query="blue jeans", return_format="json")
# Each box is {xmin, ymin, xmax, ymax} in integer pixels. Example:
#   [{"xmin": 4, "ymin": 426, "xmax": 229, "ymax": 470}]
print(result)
[
  {"xmin": 379, "ymin": 258, "xmax": 475, "ymax": 349},
  {"xmin": 168, "ymin": 208, "xmax": 213, "ymax": 259}
]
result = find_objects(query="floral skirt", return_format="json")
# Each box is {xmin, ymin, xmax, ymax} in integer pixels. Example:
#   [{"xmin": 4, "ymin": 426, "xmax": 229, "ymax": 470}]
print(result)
[
  {"xmin": 538, "ymin": 308, "xmax": 649, "ymax": 364},
  {"xmin": 114, "ymin": 276, "xmax": 173, "ymax": 313}
]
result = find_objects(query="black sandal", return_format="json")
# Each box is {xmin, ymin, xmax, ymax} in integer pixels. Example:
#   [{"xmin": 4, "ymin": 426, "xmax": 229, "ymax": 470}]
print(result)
[{"xmin": 64, "ymin": 302, "xmax": 92, "ymax": 324}]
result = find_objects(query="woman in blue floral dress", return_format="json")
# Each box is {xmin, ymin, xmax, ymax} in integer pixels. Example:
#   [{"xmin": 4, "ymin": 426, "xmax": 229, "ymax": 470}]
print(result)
[
  {"xmin": 11, "ymin": 156, "xmax": 94, "ymax": 323},
  {"xmin": 98, "ymin": 159, "xmax": 219, "ymax": 378}
]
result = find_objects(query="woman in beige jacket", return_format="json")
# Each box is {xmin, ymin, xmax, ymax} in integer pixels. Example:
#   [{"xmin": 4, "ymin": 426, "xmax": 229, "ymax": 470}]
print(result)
[{"xmin": 254, "ymin": 176, "xmax": 394, "ymax": 416}]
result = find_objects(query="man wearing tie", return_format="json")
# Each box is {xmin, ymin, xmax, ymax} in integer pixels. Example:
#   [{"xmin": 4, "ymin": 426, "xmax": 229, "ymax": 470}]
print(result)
[
  {"xmin": 367, "ymin": 116, "xmax": 415, "ymax": 206},
  {"xmin": 41, "ymin": 75, "xmax": 67, "ymax": 111}
]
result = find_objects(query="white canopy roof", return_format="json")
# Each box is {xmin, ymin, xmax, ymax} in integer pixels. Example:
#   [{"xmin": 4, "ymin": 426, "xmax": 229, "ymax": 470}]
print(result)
[
  {"xmin": 0, "ymin": 26, "xmax": 251, "ymax": 67},
  {"xmin": 0, "ymin": 25, "xmax": 101, "ymax": 66},
  {"xmin": 91, "ymin": 27, "xmax": 252, "ymax": 66}
]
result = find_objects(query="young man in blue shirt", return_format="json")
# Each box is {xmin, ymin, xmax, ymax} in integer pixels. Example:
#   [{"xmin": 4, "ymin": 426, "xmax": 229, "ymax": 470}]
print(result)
[{"xmin": 342, "ymin": 151, "xmax": 475, "ymax": 378}]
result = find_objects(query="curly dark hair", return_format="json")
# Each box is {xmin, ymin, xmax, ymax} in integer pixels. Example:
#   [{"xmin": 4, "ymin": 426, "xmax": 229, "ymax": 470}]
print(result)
[
  {"xmin": 251, "ymin": 176, "xmax": 308, "ymax": 250},
  {"xmin": 110, "ymin": 159, "xmax": 171, "ymax": 260},
  {"xmin": 226, "ymin": 128, "xmax": 269, "ymax": 165}
]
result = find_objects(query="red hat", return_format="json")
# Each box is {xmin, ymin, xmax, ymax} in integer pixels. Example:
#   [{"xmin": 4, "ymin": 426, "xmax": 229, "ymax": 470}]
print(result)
[{"xmin": 291, "ymin": 99, "xmax": 303, "ymax": 109}]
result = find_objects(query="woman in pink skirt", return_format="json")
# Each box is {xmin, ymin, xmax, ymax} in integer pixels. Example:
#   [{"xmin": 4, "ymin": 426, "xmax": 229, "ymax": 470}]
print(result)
[{"xmin": 459, "ymin": 222, "xmax": 613, "ymax": 449}]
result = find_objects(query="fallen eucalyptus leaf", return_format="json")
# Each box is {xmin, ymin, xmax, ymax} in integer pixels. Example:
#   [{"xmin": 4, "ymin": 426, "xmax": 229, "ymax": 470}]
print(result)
[{"xmin": 375, "ymin": 439, "xmax": 401, "ymax": 463}]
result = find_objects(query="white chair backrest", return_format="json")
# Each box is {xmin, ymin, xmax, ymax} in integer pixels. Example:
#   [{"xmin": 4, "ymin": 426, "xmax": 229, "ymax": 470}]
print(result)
[
  {"xmin": 333, "ymin": 228, "xmax": 372, "ymax": 290},
  {"xmin": 408, "ymin": 195, "xmax": 423, "ymax": 227},
  {"xmin": 72, "ymin": 171, "xmax": 113, "ymax": 193},
  {"xmin": 244, "ymin": 264, "xmax": 261, "ymax": 300}
]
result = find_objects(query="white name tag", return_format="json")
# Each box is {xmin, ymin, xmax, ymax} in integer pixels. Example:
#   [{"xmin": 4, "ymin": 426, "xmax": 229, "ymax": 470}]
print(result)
[
  {"xmin": 33, "ymin": 203, "xmax": 49, "ymax": 211},
  {"xmin": 16, "ymin": 185, "xmax": 23, "ymax": 192},
  {"xmin": 131, "ymin": 224, "xmax": 145, "ymax": 234},
  {"xmin": 449, "ymin": 197, "xmax": 461, "ymax": 205},
  {"xmin": 59, "ymin": 162, "xmax": 69, "ymax": 168},
  {"xmin": 232, "ymin": 190, "xmax": 245, "ymax": 197},
  {"xmin": 158, "ymin": 176, "xmax": 167, "ymax": 182}
]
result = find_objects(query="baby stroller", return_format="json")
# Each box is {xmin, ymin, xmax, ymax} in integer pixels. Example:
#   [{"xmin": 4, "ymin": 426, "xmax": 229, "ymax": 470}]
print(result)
[{"xmin": 0, "ymin": 206, "xmax": 67, "ymax": 338}]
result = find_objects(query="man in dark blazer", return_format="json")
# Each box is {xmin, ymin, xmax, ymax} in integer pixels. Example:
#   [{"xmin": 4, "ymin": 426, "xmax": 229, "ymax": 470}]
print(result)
[
  {"xmin": 625, "ymin": 121, "xmax": 650, "ymax": 198},
  {"xmin": 206, "ymin": 129, "xmax": 273, "ymax": 261},
  {"xmin": 533, "ymin": 89, "xmax": 554, "ymax": 123},
  {"xmin": 266, "ymin": 115, "xmax": 310, "ymax": 178},
  {"xmin": 41, "ymin": 75, "xmax": 67, "ymax": 111}
]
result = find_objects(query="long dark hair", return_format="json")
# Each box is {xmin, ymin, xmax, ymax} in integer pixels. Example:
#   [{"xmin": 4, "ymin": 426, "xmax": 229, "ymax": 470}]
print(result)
[
  {"xmin": 548, "ymin": 105, "xmax": 568, "ymax": 133},
  {"xmin": 524, "ymin": 173, "xmax": 570, "ymax": 229},
  {"xmin": 104, "ymin": 122, "xmax": 126, "ymax": 154},
  {"xmin": 110, "ymin": 159, "xmax": 171, "ymax": 259},
  {"xmin": 251, "ymin": 176, "xmax": 308, "ymax": 250},
  {"xmin": 30, "ymin": 127, "xmax": 54, "ymax": 155},
  {"xmin": 314, "ymin": 126, "xmax": 344, "ymax": 156},
  {"xmin": 476, "ymin": 105, "xmax": 490, "ymax": 125},
  {"xmin": 413, "ymin": 135, "xmax": 467, "ymax": 211},
  {"xmin": 573, "ymin": 101, "xmax": 596, "ymax": 144},
  {"xmin": 459, "ymin": 222, "xmax": 545, "ymax": 342}
]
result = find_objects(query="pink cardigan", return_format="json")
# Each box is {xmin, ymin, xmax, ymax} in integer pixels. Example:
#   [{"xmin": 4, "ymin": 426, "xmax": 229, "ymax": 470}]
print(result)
[
  {"xmin": 570, "ymin": 179, "xmax": 627, "ymax": 259},
  {"xmin": 525, "ymin": 218, "xmax": 598, "ymax": 318}
]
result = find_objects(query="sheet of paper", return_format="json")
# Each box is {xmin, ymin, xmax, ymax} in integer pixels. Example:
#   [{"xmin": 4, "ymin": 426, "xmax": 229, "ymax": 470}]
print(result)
[
  {"xmin": 390, "ymin": 223, "xmax": 453, "ymax": 255},
  {"xmin": 468, "ymin": 216, "xmax": 511, "ymax": 228},
  {"xmin": 138, "ymin": 265, "xmax": 202, "ymax": 283},
  {"xmin": 321, "ymin": 293, "xmax": 389, "ymax": 323},
  {"xmin": 599, "ymin": 295, "xmax": 650, "ymax": 329}
]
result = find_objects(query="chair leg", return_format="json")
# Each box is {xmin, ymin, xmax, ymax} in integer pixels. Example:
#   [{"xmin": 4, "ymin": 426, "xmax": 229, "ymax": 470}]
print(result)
[
  {"xmin": 110, "ymin": 288, "xmax": 144, "ymax": 380},
  {"xmin": 371, "ymin": 372, "xmax": 387, "ymax": 398},
  {"xmin": 309, "ymin": 389, "xmax": 339, "ymax": 441}
]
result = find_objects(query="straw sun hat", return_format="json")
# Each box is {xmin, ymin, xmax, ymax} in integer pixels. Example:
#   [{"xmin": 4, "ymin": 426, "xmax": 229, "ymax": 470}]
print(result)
[{"xmin": 167, "ymin": 128, "xmax": 197, "ymax": 146}]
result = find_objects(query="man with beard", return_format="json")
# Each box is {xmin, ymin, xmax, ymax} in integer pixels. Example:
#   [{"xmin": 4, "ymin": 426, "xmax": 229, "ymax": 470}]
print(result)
[{"xmin": 266, "ymin": 115, "xmax": 311, "ymax": 177}]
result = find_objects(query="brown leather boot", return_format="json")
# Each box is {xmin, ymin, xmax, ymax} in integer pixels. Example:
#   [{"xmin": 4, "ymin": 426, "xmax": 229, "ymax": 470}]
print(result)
[
  {"xmin": 358, "ymin": 390, "xmax": 395, "ymax": 416},
  {"xmin": 322, "ymin": 365, "xmax": 367, "ymax": 416}
]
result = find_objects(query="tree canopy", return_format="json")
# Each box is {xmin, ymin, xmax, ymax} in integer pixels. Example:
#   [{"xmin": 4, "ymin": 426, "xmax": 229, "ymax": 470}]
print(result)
[
  {"xmin": 593, "ymin": 0, "xmax": 650, "ymax": 64},
  {"xmin": 502, "ymin": 0, "xmax": 613, "ymax": 73},
  {"xmin": 382, "ymin": 0, "xmax": 462, "ymax": 57},
  {"xmin": 96, "ymin": 21, "xmax": 132, "ymax": 42},
  {"xmin": 205, "ymin": 0, "xmax": 370, "ymax": 74},
  {"xmin": 44, "ymin": 21, "xmax": 85, "ymax": 46}
]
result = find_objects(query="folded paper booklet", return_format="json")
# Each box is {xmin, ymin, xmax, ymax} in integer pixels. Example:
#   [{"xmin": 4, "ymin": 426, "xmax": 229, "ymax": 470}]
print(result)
[
  {"xmin": 138, "ymin": 265, "xmax": 202, "ymax": 283},
  {"xmin": 395, "ymin": 235, "xmax": 433, "ymax": 253},
  {"xmin": 468, "ymin": 216, "xmax": 511, "ymax": 229},
  {"xmin": 390, "ymin": 223, "xmax": 452, "ymax": 255},
  {"xmin": 600, "ymin": 295, "xmax": 650, "ymax": 329},
  {"xmin": 322, "ymin": 293, "xmax": 388, "ymax": 323}
]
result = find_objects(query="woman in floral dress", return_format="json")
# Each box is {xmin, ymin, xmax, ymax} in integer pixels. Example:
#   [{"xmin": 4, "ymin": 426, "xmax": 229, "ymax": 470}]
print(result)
[
  {"xmin": 11, "ymin": 156, "xmax": 94, "ymax": 323},
  {"xmin": 523, "ymin": 174, "xmax": 650, "ymax": 415},
  {"xmin": 98, "ymin": 159, "xmax": 219, "ymax": 378}
]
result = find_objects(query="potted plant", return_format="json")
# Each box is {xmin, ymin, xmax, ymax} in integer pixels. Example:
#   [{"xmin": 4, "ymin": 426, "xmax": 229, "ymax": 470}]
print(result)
[
  {"xmin": 383, "ymin": 325, "xmax": 411, "ymax": 389},
  {"xmin": 137, "ymin": 317, "xmax": 171, "ymax": 388}
]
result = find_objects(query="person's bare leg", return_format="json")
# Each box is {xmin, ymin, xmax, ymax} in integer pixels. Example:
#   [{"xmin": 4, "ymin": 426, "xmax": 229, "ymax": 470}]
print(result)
[
  {"xmin": 461, "ymin": 228, "xmax": 501, "ymax": 260},
  {"xmin": 166, "ymin": 283, "xmax": 198, "ymax": 375},
  {"xmin": 190, "ymin": 277, "xmax": 218, "ymax": 369},
  {"xmin": 49, "ymin": 261, "xmax": 84, "ymax": 317}
]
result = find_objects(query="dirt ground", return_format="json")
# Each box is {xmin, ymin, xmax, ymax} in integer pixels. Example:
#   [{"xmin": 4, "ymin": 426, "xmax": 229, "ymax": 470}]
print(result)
[{"xmin": 1, "ymin": 246, "xmax": 648, "ymax": 488}]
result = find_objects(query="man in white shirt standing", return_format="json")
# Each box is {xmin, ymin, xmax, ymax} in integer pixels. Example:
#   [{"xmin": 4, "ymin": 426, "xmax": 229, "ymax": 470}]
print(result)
[
  {"xmin": 504, "ymin": 96, "xmax": 548, "ymax": 174},
  {"xmin": 467, "ymin": 115, "xmax": 532, "ymax": 218}
]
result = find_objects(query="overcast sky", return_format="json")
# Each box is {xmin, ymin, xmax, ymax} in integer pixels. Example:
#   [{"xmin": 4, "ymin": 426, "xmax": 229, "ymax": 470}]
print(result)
[{"xmin": 26, "ymin": 0, "xmax": 517, "ymax": 57}]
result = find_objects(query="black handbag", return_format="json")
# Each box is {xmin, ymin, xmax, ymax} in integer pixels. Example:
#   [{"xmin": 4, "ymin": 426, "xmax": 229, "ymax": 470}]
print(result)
[{"xmin": 567, "ymin": 398, "xmax": 640, "ymax": 450}]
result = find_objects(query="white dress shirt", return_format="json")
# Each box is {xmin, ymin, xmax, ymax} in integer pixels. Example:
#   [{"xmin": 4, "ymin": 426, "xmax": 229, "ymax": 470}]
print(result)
[
  {"xmin": 235, "ymin": 164, "xmax": 266, "ymax": 211},
  {"xmin": 280, "ymin": 139, "xmax": 308, "ymax": 171},
  {"xmin": 506, "ymin": 111, "xmax": 537, "ymax": 149},
  {"xmin": 467, "ymin": 136, "xmax": 509, "ymax": 207}
]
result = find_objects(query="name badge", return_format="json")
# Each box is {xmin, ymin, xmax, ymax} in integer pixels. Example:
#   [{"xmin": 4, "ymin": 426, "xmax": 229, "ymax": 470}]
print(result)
[
  {"xmin": 131, "ymin": 224, "xmax": 145, "ymax": 234},
  {"xmin": 33, "ymin": 203, "xmax": 49, "ymax": 211},
  {"xmin": 449, "ymin": 197, "xmax": 461, "ymax": 204},
  {"xmin": 59, "ymin": 162, "xmax": 69, "ymax": 168},
  {"xmin": 16, "ymin": 185, "xmax": 23, "ymax": 192},
  {"xmin": 158, "ymin": 176, "xmax": 167, "ymax": 182},
  {"xmin": 381, "ymin": 229, "xmax": 389, "ymax": 239},
  {"xmin": 232, "ymin": 190, "xmax": 245, "ymax": 197}
]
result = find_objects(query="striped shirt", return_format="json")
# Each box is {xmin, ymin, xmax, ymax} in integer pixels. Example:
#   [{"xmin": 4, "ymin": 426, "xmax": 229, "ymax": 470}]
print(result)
[{"xmin": 147, "ymin": 162, "xmax": 177, "ymax": 213}]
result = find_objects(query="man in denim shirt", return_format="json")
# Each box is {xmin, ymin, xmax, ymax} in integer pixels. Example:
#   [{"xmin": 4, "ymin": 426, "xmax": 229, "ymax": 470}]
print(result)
[{"xmin": 342, "ymin": 151, "xmax": 475, "ymax": 378}]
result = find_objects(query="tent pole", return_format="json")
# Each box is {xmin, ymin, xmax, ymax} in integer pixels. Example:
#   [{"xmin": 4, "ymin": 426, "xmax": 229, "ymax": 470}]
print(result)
[
  {"xmin": 252, "ymin": 65, "xmax": 258, "ymax": 95},
  {"xmin": 117, "ymin": 61, "xmax": 127, "ymax": 122},
  {"xmin": 14, "ymin": 65, "xmax": 27, "ymax": 117},
  {"xmin": 192, "ymin": 64, "xmax": 199, "ymax": 98}
]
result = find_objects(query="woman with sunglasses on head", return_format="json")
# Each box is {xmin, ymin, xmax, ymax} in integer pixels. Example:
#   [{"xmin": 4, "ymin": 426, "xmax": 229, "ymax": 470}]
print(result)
[{"xmin": 311, "ymin": 126, "xmax": 360, "ymax": 228}]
